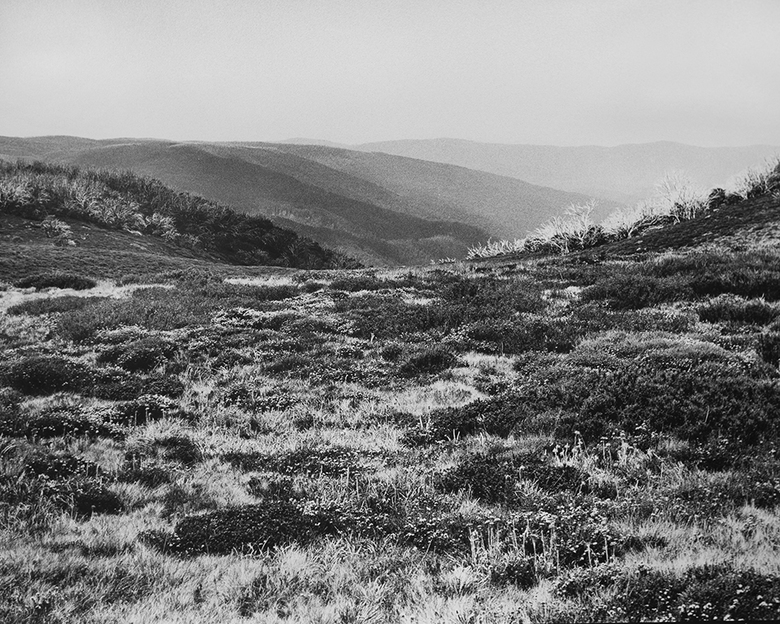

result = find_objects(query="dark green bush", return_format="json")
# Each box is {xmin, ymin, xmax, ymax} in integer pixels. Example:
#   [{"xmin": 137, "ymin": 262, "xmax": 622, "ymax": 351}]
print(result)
[
  {"xmin": 96, "ymin": 337, "xmax": 178, "ymax": 373},
  {"xmin": 88, "ymin": 368, "xmax": 145, "ymax": 401},
  {"xmin": 582, "ymin": 274, "xmax": 691, "ymax": 309},
  {"xmin": 133, "ymin": 435, "xmax": 202, "ymax": 466},
  {"xmin": 22, "ymin": 448, "xmax": 100, "ymax": 480},
  {"xmin": 13, "ymin": 272, "xmax": 97, "ymax": 291},
  {"xmin": 117, "ymin": 460, "xmax": 174, "ymax": 487},
  {"xmin": 223, "ymin": 445, "xmax": 363, "ymax": 477},
  {"xmin": 560, "ymin": 564, "xmax": 780, "ymax": 622},
  {"xmin": 1, "ymin": 475, "xmax": 122, "ymax": 518},
  {"xmin": 6, "ymin": 296, "xmax": 108, "ymax": 316},
  {"xmin": 152, "ymin": 500, "xmax": 341, "ymax": 555},
  {"xmin": 1, "ymin": 356, "xmax": 92, "ymax": 396},
  {"xmin": 113, "ymin": 395, "xmax": 182, "ymax": 426},
  {"xmin": 758, "ymin": 332, "xmax": 780, "ymax": 366},
  {"xmin": 698, "ymin": 296, "xmax": 779, "ymax": 325},
  {"xmin": 0, "ymin": 405, "xmax": 117, "ymax": 439},
  {"xmin": 404, "ymin": 395, "xmax": 533, "ymax": 445},
  {"xmin": 398, "ymin": 346, "xmax": 459, "ymax": 376},
  {"xmin": 437, "ymin": 452, "xmax": 590, "ymax": 504}
]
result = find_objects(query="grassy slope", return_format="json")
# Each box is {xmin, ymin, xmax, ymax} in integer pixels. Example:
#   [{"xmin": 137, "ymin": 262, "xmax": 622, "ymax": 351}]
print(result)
[{"xmin": 2, "ymin": 185, "xmax": 780, "ymax": 621}]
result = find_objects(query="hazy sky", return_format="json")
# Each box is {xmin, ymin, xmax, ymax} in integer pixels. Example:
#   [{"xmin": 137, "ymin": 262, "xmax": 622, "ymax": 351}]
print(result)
[{"xmin": 2, "ymin": 0, "xmax": 779, "ymax": 146}]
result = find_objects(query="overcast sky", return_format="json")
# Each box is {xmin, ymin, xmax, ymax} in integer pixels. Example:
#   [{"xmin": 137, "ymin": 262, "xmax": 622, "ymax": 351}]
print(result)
[{"xmin": 1, "ymin": 0, "xmax": 778, "ymax": 146}]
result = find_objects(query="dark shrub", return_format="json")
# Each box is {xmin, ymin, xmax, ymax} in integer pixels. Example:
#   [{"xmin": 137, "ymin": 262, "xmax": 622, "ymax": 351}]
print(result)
[
  {"xmin": 264, "ymin": 354, "xmax": 310, "ymax": 375},
  {"xmin": 380, "ymin": 343, "xmax": 404, "ymax": 361},
  {"xmin": 691, "ymin": 268, "xmax": 780, "ymax": 301},
  {"xmin": 698, "ymin": 296, "xmax": 779, "ymax": 325},
  {"xmin": 96, "ymin": 337, "xmax": 178, "ymax": 373},
  {"xmin": 2, "ymin": 355, "xmax": 92, "ymax": 396},
  {"xmin": 404, "ymin": 396, "xmax": 531, "ymax": 445},
  {"xmin": 67, "ymin": 479, "xmax": 124, "ymax": 517},
  {"xmin": 6, "ymin": 296, "xmax": 108, "ymax": 316},
  {"xmin": 398, "ymin": 347, "xmax": 459, "ymax": 377},
  {"xmin": 117, "ymin": 459, "xmax": 174, "ymax": 487},
  {"xmin": 330, "ymin": 275, "xmax": 389, "ymax": 292},
  {"xmin": 88, "ymin": 368, "xmax": 145, "ymax": 401},
  {"xmin": 465, "ymin": 317, "xmax": 583, "ymax": 354},
  {"xmin": 438, "ymin": 452, "xmax": 590, "ymax": 504},
  {"xmin": 1, "ymin": 475, "xmax": 122, "ymax": 518},
  {"xmin": 113, "ymin": 395, "xmax": 181, "ymax": 426},
  {"xmin": 14, "ymin": 272, "xmax": 97, "ymax": 291},
  {"xmin": 22, "ymin": 449, "xmax": 100, "ymax": 480},
  {"xmin": 489, "ymin": 556, "xmax": 538, "ymax": 589},
  {"xmin": 144, "ymin": 374, "xmax": 186, "ymax": 398},
  {"xmin": 581, "ymin": 274, "xmax": 691, "ymax": 309},
  {"xmin": 562, "ymin": 564, "xmax": 780, "ymax": 622},
  {"xmin": 155, "ymin": 500, "xmax": 341, "ymax": 555},
  {"xmin": 0, "ymin": 405, "xmax": 117, "ymax": 439},
  {"xmin": 132, "ymin": 435, "xmax": 202, "ymax": 466},
  {"xmin": 223, "ymin": 445, "xmax": 362, "ymax": 477},
  {"xmin": 758, "ymin": 332, "xmax": 780, "ymax": 367}
]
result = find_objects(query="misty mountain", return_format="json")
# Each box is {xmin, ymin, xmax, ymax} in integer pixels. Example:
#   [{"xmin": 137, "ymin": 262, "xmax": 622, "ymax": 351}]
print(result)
[
  {"xmin": 0, "ymin": 136, "xmax": 605, "ymax": 265},
  {"xmin": 356, "ymin": 139, "xmax": 780, "ymax": 205}
]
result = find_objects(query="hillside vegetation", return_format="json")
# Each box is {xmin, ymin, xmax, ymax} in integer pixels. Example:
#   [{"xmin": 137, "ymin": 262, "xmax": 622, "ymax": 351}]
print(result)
[
  {"xmin": 2, "ymin": 154, "xmax": 780, "ymax": 621},
  {"xmin": 467, "ymin": 158, "xmax": 780, "ymax": 260},
  {"xmin": 0, "ymin": 160, "xmax": 356, "ymax": 272}
]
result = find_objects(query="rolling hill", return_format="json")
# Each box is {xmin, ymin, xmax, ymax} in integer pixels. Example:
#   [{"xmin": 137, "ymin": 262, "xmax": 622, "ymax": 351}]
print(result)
[
  {"xmin": 0, "ymin": 136, "xmax": 608, "ymax": 265},
  {"xmin": 356, "ymin": 139, "xmax": 780, "ymax": 205}
]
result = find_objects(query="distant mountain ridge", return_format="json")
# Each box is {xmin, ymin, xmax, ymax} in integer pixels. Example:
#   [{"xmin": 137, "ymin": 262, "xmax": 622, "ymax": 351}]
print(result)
[
  {"xmin": 354, "ymin": 139, "xmax": 780, "ymax": 205},
  {"xmin": 0, "ymin": 136, "xmax": 607, "ymax": 265}
]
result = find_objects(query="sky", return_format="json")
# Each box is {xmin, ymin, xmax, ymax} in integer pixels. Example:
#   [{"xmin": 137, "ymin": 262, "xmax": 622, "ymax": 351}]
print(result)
[{"xmin": 1, "ymin": 0, "xmax": 779, "ymax": 147}]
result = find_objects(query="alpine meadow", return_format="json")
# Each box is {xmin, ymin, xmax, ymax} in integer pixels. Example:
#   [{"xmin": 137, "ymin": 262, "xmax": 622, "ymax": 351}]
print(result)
[{"xmin": 4, "ymin": 0, "xmax": 780, "ymax": 622}]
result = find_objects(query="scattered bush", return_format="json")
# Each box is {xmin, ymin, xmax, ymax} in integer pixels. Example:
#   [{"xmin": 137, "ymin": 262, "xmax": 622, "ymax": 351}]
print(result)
[
  {"xmin": 96, "ymin": 337, "xmax": 178, "ymax": 372},
  {"xmin": 113, "ymin": 395, "xmax": 182, "ymax": 426},
  {"xmin": 398, "ymin": 346, "xmax": 459, "ymax": 376},
  {"xmin": 13, "ymin": 272, "xmax": 96, "ymax": 291},
  {"xmin": 759, "ymin": 332, "xmax": 780, "ymax": 367},
  {"xmin": 21, "ymin": 448, "xmax": 100, "ymax": 480},
  {"xmin": 223, "ymin": 445, "xmax": 363, "ymax": 477},
  {"xmin": 582, "ymin": 274, "xmax": 691, "ymax": 309},
  {"xmin": 560, "ymin": 564, "xmax": 780, "ymax": 622},
  {"xmin": 6, "ymin": 296, "xmax": 108, "ymax": 316},
  {"xmin": 698, "ymin": 295, "xmax": 779, "ymax": 325},
  {"xmin": 0, "ymin": 404, "xmax": 118, "ymax": 439},
  {"xmin": 1, "ymin": 355, "xmax": 92, "ymax": 396},
  {"xmin": 438, "ymin": 452, "xmax": 590, "ymax": 504}
]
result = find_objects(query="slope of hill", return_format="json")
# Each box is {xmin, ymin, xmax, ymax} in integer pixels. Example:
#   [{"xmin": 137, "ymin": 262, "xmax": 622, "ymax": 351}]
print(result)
[
  {"xmin": 0, "ymin": 160, "xmax": 355, "ymax": 278},
  {"xmin": 0, "ymin": 136, "xmax": 609, "ymax": 265},
  {"xmin": 357, "ymin": 138, "xmax": 780, "ymax": 205}
]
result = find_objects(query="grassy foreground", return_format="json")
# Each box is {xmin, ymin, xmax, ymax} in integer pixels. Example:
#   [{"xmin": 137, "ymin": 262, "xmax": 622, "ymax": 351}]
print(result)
[{"xmin": 2, "ymin": 246, "xmax": 780, "ymax": 622}]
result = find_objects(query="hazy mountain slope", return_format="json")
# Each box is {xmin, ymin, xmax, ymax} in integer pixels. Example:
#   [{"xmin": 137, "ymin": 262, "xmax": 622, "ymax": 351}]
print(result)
[
  {"xmin": 357, "ymin": 139, "xmax": 780, "ymax": 205},
  {"xmin": 262, "ymin": 143, "xmax": 615, "ymax": 237}
]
